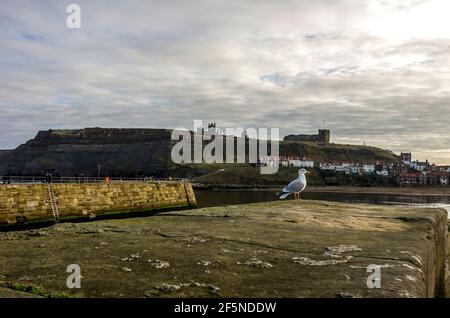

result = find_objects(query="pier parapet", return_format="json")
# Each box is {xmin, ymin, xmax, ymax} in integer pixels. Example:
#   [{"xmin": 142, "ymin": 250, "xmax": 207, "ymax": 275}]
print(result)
[{"xmin": 0, "ymin": 180, "xmax": 197, "ymax": 227}]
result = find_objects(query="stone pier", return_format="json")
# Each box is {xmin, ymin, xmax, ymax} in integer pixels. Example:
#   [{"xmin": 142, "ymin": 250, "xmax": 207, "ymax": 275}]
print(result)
[
  {"xmin": 0, "ymin": 181, "xmax": 197, "ymax": 227},
  {"xmin": 0, "ymin": 200, "xmax": 447, "ymax": 298}
]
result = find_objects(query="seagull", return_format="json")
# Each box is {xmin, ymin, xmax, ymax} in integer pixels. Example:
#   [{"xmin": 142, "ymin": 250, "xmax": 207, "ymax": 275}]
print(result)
[{"xmin": 279, "ymin": 168, "xmax": 310, "ymax": 200}]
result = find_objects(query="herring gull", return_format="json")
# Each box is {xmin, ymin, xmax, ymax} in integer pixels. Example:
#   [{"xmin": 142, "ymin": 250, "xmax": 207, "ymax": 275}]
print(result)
[{"xmin": 279, "ymin": 168, "xmax": 310, "ymax": 200}]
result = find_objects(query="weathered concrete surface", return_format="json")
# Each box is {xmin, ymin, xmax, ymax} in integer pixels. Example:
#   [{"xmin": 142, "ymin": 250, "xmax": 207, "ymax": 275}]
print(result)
[
  {"xmin": 0, "ymin": 287, "xmax": 42, "ymax": 298},
  {"xmin": 0, "ymin": 200, "xmax": 447, "ymax": 298}
]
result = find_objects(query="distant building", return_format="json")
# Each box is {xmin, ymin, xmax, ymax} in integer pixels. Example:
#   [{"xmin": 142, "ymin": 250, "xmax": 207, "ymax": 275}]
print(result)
[
  {"xmin": 440, "ymin": 174, "xmax": 449, "ymax": 185},
  {"xmin": 389, "ymin": 163, "xmax": 408, "ymax": 176},
  {"xmin": 319, "ymin": 162, "xmax": 337, "ymax": 171},
  {"xmin": 283, "ymin": 129, "xmax": 330, "ymax": 144},
  {"xmin": 258, "ymin": 156, "xmax": 280, "ymax": 167},
  {"xmin": 410, "ymin": 160, "xmax": 429, "ymax": 171},
  {"xmin": 335, "ymin": 162, "xmax": 353, "ymax": 174},
  {"xmin": 196, "ymin": 122, "xmax": 223, "ymax": 135},
  {"xmin": 206, "ymin": 122, "xmax": 222, "ymax": 135},
  {"xmin": 278, "ymin": 156, "xmax": 290, "ymax": 167},
  {"xmin": 418, "ymin": 172, "xmax": 428, "ymax": 185},
  {"xmin": 399, "ymin": 172, "xmax": 420, "ymax": 185},
  {"xmin": 289, "ymin": 159, "xmax": 314, "ymax": 168},
  {"xmin": 428, "ymin": 172, "xmax": 440, "ymax": 185},
  {"xmin": 399, "ymin": 171, "xmax": 450, "ymax": 186},
  {"xmin": 400, "ymin": 151, "xmax": 431, "ymax": 172},
  {"xmin": 400, "ymin": 152, "xmax": 412, "ymax": 163},
  {"xmin": 319, "ymin": 162, "xmax": 360, "ymax": 175},
  {"xmin": 260, "ymin": 156, "xmax": 314, "ymax": 168},
  {"xmin": 362, "ymin": 164, "xmax": 375, "ymax": 174}
]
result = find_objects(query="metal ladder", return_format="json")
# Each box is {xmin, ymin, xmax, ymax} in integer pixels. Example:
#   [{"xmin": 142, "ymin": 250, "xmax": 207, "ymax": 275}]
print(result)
[
  {"xmin": 183, "ymin": 182, "xmax": 192, "ymax": 208},
  {"xmin": 47, "ymin": 183, "xmax": 60, "ymax": 224}
]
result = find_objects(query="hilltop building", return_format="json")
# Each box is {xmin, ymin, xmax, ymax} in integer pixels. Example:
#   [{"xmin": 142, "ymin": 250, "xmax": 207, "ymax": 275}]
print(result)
[
  {"xmin": 283, "ymin": 129, "xmax": 330, "ymax": 144},
  {"xmin": 195, "ymin": 122, "xmax": 223, "ymax": 135},
  {"xmin": 400, "ymin": 152, "xmax": 412, "ymax": 163}
]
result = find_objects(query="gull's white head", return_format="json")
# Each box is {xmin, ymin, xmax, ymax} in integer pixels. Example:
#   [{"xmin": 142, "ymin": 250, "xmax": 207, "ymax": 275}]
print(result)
[{"xmin": 298, "ymin": 168, "xmax": 310, "ymax": 175}]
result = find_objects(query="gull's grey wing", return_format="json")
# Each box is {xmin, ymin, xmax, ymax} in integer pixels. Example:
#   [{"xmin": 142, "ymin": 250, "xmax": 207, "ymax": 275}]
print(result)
[{"xmin": 282, "ymin": 178, "xmax": 306, "ymax": 193}]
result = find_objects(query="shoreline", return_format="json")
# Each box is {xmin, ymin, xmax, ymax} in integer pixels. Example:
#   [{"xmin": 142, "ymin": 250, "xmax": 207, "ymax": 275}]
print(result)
[
  {"xmin": 193, "ymin": 184, "xmax": 450, "ymax": 197},
  {"xmin": 305, "ymin": 186, "xmax": 450, "ymax": 197}
]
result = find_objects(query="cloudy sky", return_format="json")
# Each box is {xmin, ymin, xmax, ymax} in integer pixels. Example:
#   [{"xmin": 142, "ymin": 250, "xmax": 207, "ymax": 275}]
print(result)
[{"xmin": 1, "ymin": 0, "xmax": 450, "ymax": 164}]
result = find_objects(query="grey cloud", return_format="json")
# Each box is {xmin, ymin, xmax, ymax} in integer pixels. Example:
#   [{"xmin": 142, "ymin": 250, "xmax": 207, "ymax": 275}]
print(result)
[
  {"xmin": 377, "ymin": 0, "xmax": 432, "ymax": 11},
  {"xmin": 0, "ymin": 0, "xmax": 449, "ymax": 164}
]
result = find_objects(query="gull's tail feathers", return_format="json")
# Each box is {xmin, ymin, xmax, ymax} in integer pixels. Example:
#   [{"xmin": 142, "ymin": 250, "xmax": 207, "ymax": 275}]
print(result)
[{"xmin": 279, "ymin": 192, "xmax": 291, "ymax": 200}]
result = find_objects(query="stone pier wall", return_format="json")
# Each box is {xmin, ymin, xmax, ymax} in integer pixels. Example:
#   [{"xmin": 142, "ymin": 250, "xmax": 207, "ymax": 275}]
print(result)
[{"xmin": 0, "ymin": 181, "xmax": 197, "ymax": 226}]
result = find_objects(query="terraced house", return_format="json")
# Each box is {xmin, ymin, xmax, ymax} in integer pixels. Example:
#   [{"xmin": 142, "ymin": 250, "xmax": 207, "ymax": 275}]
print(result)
[{"xmin": 399, "ymin": 172, "xmax": 450, "ymax": 186}]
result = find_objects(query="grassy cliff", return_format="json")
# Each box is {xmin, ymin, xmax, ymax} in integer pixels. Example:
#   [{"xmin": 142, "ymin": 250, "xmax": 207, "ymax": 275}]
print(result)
[
  {"xmin": 280, "ymin": 142, "xmax": 399, "ymax": 163},
  {"xmin": 192, "ymin": 142, "xmax": 401, "ymax": 187},
  {"xmin": 0, "ymin": 128, "xmax": 400, "ymax": 184}
]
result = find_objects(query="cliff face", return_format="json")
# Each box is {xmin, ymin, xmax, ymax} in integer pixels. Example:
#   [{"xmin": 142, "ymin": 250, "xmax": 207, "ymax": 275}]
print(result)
[
  {"xmin": 279, "ymin": 142, "xmax": 400, "ymax": 164},
  {"xmin": 0, "ymin": 150, "xmax": 11, "ymax": 159},
  {"xmin": 0, "ymin": 127, "xmax": 401, "ymax": 178},
  {"xmin": 0, "ymin": 128, "xmax": 176, "ymax": 177}
]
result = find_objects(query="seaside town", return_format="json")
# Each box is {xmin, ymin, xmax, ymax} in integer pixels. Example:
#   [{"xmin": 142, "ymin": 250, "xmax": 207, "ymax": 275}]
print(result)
[
  {"xmin": 190, "ymin": 124, "xmax": 450, "ymax": 187},
  {"xmin": 258, "ymin": 153, "xmax": 450, "ymax": 186},
  {"xmin": 254, "ymin": 129, "xmax": 450, "ymax": 187}
]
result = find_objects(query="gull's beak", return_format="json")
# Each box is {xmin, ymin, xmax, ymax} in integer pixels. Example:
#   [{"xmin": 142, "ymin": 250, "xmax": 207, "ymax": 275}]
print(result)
[{"xmin": 306, "ymin": 171, "xmax": 311, "ymax": 175}]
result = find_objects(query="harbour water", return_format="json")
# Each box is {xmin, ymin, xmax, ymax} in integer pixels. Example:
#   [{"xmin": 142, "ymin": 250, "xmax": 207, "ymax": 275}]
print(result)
[{"xmin": 195, "ymin": 189, "xmax": 450, "ymax": 215}]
